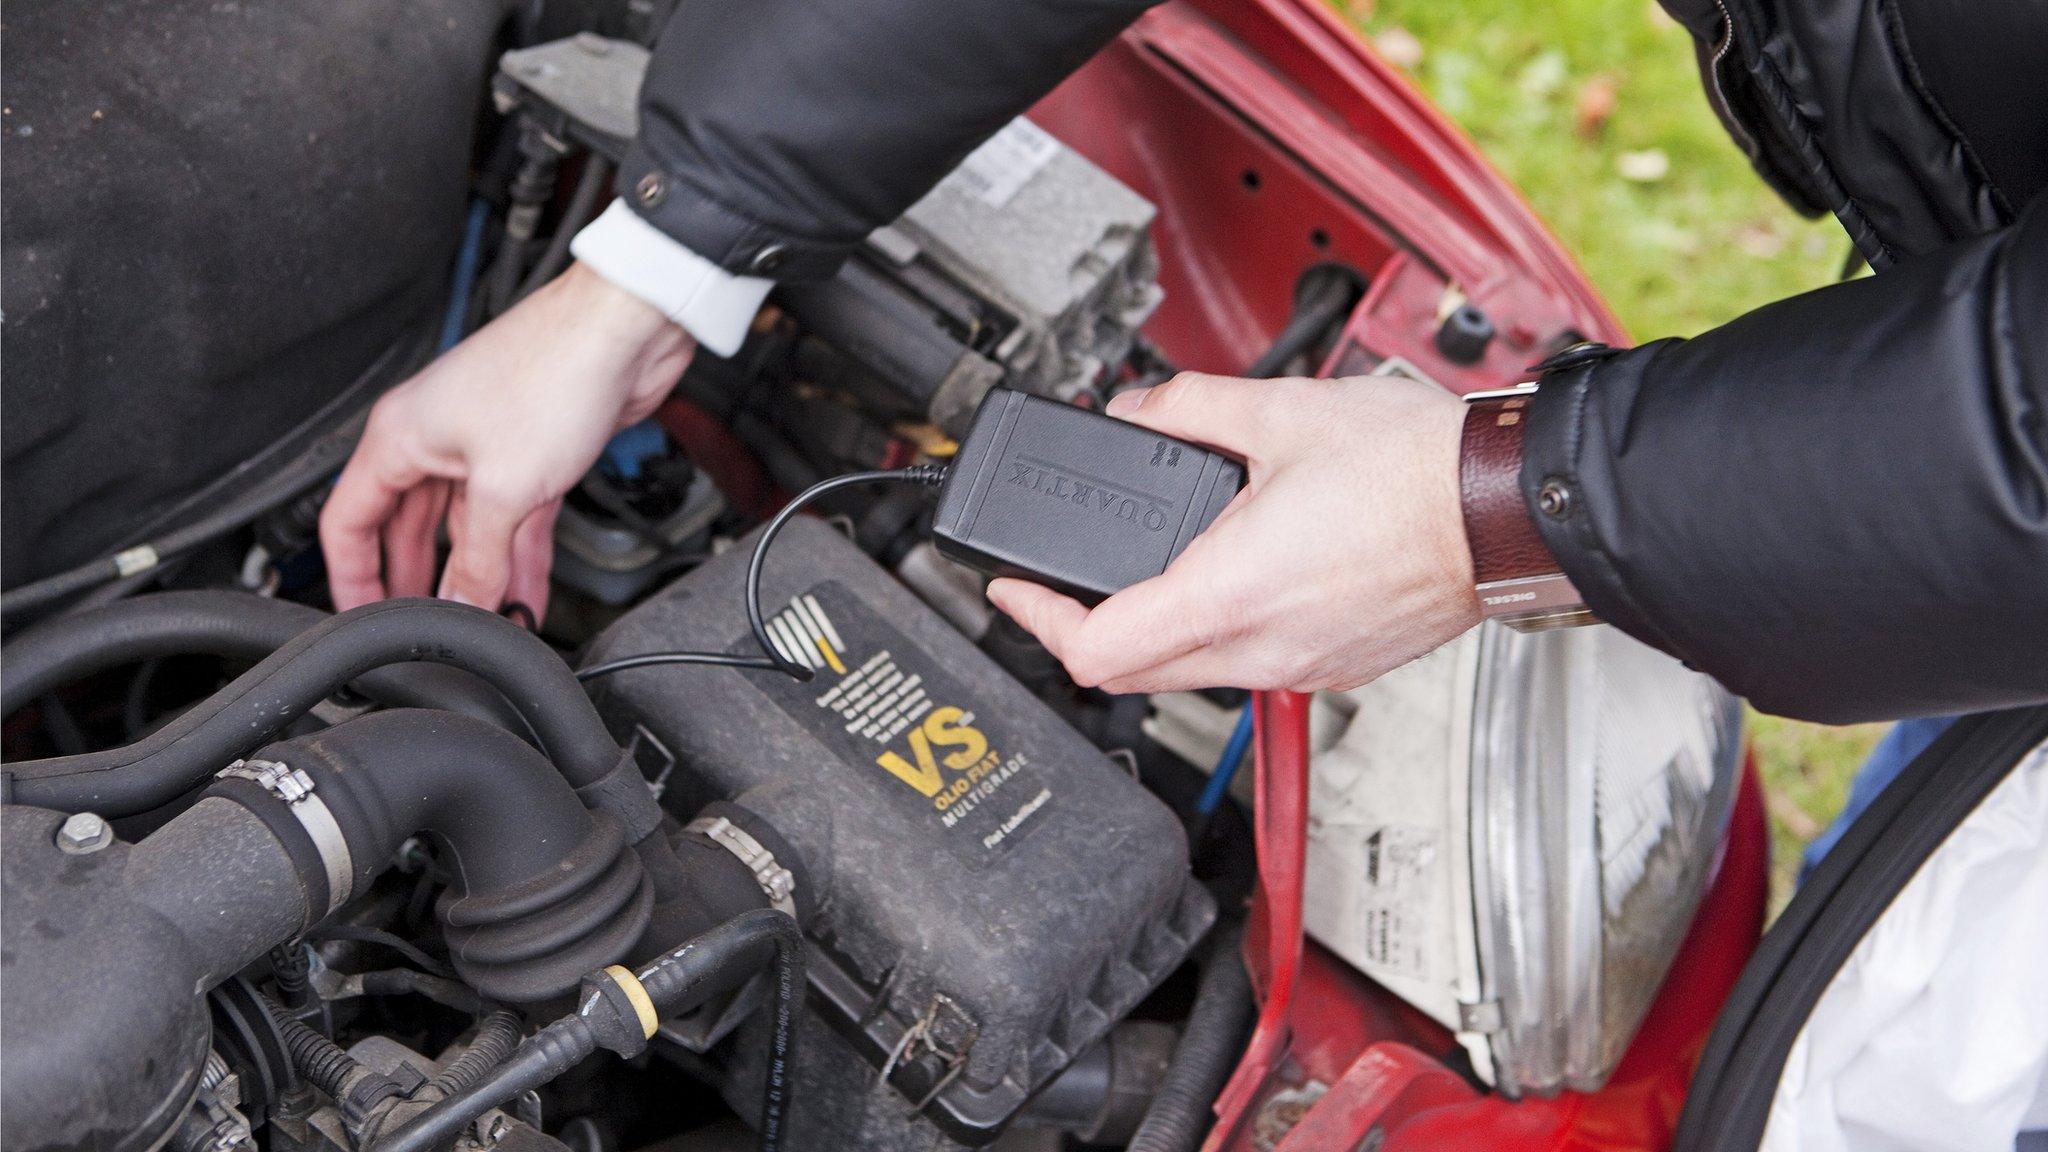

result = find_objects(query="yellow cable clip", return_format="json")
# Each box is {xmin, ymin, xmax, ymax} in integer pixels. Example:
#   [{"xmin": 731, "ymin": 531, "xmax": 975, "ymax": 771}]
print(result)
[{"xmin": 603, "ymin": 964, "xmax": 660, "ymax": 1040}]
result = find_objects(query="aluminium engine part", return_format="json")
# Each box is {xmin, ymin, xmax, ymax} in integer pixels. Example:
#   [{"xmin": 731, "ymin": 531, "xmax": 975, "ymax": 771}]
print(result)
[
  {"xmin": 584, "ymin": 517, "xmax": 1215, "ymax": 1148},
  {"xmin": 791, "ymin": 116, "xmax": 1165, "ymax": 432},
  {"xmin": 494, "ymin": 37, "xmax": 1163, "ymax": 435},
  {"xmin": 1296, "ymin": 620, "xmax": 1743, "ymax": 1096}
]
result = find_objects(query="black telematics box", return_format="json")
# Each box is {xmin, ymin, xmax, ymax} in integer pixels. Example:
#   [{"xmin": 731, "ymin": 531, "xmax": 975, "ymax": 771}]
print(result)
[{"xmin": 931, "ymin": 388, "xmax": 1243, "ymax": 603}]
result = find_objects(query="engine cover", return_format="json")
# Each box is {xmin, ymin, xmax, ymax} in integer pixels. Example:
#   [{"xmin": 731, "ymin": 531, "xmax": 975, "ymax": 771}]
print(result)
[{"xmin": 587, "ymin": 518, "xmax": 1213, "ymax": 1146}]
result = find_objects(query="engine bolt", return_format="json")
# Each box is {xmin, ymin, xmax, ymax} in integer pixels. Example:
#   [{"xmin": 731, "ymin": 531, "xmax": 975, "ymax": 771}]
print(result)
[{"xmin": 56, "ymin": 811, "xmax": 114, "ymax": 854}]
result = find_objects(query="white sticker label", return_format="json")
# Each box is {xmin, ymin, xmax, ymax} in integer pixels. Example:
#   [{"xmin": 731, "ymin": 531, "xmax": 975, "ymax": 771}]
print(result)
[
  {"xmin": 1358, "ymin": 825, "xmax": 1438, "ymax": 979},
  {"xmin": 949, "ymin": 118, "xmax": 1062, "ymax": 209}
]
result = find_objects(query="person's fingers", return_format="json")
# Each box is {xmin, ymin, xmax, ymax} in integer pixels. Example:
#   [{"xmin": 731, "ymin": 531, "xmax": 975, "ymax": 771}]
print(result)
[
  {"xmin": 1096, "ymin": 642, "xmax": 1270, "ymax": 696},
  {"xmin": 1103, "ymin": 372, "xmax": 1277, "ymax": 458},
  {"xmin": 381, "ymin": 481, "xmax": 450, "ymax": 600},
  {"xmin": 437, "ymin": 479, "xmax": 531, "ymax": 610},
  {"xmin": 505, "ymin": 499, "xmax": 561, "ymax": 624},
  {"xmin": 985, "ymin": 579, "xmax": 1091, "ymax": 657},
  {"xmin": 988, "ymin": 559, "xmax": 1230, "ymax": 688},
  {"xmin": 320, "ymin": 442, "xmax": 423, "ymax": 611}
]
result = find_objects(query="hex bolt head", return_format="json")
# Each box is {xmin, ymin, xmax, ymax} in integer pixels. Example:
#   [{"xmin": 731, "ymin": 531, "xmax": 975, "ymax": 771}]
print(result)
[{"xmin": 56, "ymin": 811, "xmax": 114, "ymax": 854}]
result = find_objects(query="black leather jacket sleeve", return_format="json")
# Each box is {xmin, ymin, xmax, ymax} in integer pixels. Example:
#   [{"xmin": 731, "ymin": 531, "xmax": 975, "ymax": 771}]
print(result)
[
  {"xmin": 618, "ymin": 0, "xmax": 1158, "ymax": 283},
  {"xmin": 1523, "ymin": 194, "xmax": 2048, "ymax": 724}
]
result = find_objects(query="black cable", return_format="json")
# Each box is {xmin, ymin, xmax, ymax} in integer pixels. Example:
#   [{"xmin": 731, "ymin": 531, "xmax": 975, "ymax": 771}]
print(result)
[
  {"xmin": 370, "ymin": 909, "xmax": 805, "ymax": 1152},
  {"xmin": 1127, "ymin": 921, "xmax": 1255, "ymax": 1152},
  {"xmin": 310, "ymin": 925, "xmax": 455, "ymax": 979},
  {"xmin": 516, "ymin": 158, "xmax": 612, "ymax": 303},
  {"xmin": 576, "ymin": 465, "xmax": 947, "ymax": 685},
  {"xmin": 427, "ymin": 1010, "xmax": 525, "ymax": 1097},
  {"xmin": 1242, "ymin": 265, "xmax": 1363, "ymax": 380},
  {"xmin": 351, "ymin": 969, "xmax": 489, "ymax": 1016}
]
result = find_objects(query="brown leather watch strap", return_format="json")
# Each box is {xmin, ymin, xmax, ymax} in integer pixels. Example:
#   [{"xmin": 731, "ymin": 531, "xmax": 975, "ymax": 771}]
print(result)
[
  {"xmin": 1460, "ymin": 390, "xmax": 1593, "ymax": 628},
  {"xmin": 1460, "ymin": 393, "xmax": 1556, "ymax": 585}
]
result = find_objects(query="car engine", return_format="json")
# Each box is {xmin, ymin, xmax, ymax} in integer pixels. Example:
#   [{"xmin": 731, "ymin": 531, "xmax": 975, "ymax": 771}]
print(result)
[{"xmin": 0, "ymin": 34, "xmax": 1316, "ymax": 1152}]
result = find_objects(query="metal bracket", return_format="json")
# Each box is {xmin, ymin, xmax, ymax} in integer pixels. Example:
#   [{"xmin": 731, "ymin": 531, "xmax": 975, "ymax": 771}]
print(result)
[
  {"xmin": 626, "ymin": 723, "xmax": 677, "ymax": 800},
  {"xmin": 1457, "ymin": 999, "xmax": 1504, "ymax": 1034}
]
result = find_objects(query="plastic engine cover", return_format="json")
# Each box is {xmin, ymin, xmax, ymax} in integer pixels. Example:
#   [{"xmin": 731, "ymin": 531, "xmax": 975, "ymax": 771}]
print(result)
[{"xmin": 587, "ymin": 518, "xmax": 1214, "ymax": 1146}]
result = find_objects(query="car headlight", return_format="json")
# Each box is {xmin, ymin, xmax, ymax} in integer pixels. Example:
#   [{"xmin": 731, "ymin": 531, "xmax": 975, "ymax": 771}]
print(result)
[
  {"xmin": 1467, "ymin": 622, "xmax": 1743, "ymax": 1095},
  {"xmin": 1280, "ymin": 621, "xmax": 1742, "ymax": 1097}
]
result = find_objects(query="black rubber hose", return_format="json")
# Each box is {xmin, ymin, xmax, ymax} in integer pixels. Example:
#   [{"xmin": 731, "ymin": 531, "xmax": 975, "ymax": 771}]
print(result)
[
  {"xmin": 2, "ymin": 598, "xmax": 622, "ymax": 815},
  {"xmin": 265, "ymin": 994, "xmax": 403, "ymax": 1107},
  {"xmin": 371, "ymin": 909, "xmax": 805, "ymax": 1152},
  {"xmin": 515, "ymin": 158, "xmax": 612, "ymax": 303},
  {"xmin": 0, "ymin": 590, "xmax": 529, "ymax": 737},
  {"xmin": 1243, "ymin": 266, "xmax": 1363, "ymax": 380},
  {"xmin": 1127, "ymin": 921, "xmax": 1254, "ymax": 1152},
  {"xmin": 240, "ymin": 710, "xmax": 653, "ymax": 1002},
  {"xmin": 428, "ymin": 1011, "xmax": 525, "ymax": 1097},
  {"xmin": 352, "ymin": 970, "xmax": 487, "ymax": 1016}
]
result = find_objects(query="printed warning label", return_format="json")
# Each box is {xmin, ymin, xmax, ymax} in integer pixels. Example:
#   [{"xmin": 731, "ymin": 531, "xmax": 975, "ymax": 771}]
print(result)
[
  {"xmin": 740, "ymin": 581, "xmax": 1054, "ymax": 866},
  {"xmin": 1357, "ymin": 825, "xmax": 1438, "ymax": 979},
  {"xmin": 947, "ymin": 118, "xmax": 1061, "ymax": 209}
]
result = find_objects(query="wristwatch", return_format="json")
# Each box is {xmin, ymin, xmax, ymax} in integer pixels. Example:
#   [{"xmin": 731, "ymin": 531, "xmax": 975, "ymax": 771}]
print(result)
[{"xmin": 1459, "ymin": 383, "xmax": 1596, "ymax": 630}]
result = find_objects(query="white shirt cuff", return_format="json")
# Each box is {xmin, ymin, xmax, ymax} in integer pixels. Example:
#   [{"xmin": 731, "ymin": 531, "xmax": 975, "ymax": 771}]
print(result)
[{"xmin": 569, "ymin": 199, "xmax": 774, "ymax": 358}]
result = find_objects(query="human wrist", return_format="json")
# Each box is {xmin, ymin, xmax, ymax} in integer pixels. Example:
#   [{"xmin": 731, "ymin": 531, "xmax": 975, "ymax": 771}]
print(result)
[
  {"xmin": 554, "ymin": 262, "xmax": 691, "ymax": 353},
  {"xmin": 569, "ymin": 201, "xmax": 774, "ymax": 357},
  {"xmin": 1459, "ymin": 386, "xmax": 1590, "ymax": 627}
]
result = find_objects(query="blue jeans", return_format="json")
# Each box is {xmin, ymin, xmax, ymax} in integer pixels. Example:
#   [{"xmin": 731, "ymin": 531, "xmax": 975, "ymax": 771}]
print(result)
[{"xmin": 1798, "ymin": 716, "xmax": 1960, "ymax": 882}]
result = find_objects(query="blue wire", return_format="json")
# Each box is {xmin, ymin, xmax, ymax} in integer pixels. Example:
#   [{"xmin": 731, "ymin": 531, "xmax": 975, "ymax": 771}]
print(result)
[
  {"xmin": 438, "ymin": 199, "xmax": 492, "ymax": 352},
  {"xmin": 1197, "ymin": 704, "xmax": 1256, "ymax": 815}
]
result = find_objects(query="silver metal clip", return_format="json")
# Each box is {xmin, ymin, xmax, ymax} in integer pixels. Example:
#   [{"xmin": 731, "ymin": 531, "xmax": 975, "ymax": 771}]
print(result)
[
  {"xmin": 217, "ymin": 758, "xmax": 354, "ymax": 914},
  {"xmin": 683, "ymin": 815, "xmax": 797, "ymax": 918}
]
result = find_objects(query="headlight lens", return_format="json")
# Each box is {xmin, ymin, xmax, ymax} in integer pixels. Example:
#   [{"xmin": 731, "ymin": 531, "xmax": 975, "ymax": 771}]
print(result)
[{"xmin": 1469, "ymin": 622, "xmax": 1743, "ymax": 1096}]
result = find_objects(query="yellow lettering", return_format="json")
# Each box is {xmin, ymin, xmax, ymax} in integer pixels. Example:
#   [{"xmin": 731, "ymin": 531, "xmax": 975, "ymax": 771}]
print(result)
[
  {"xmin": 923, "ymin": 706, "xmax": 989, "ymax": 770},
  {"xmin": 876, "ymin": 703, "xmax": 997, "ymax": 804},
  {"xmin": 876, "ymin": 727, "xmax": 943, "ymax": 797}
]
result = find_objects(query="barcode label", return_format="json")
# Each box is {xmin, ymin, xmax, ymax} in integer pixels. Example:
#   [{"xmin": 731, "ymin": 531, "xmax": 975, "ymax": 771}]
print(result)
[{"xmin": 948, "ymin": 118, "xmax": 1062, "ymax": 209}]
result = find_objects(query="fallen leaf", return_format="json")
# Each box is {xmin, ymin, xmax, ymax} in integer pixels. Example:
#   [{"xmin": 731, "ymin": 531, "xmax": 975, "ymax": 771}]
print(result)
[
  {"xmin": 1618, "ymin": 148, "xmax": 1670, "ymax": 182},
  {"xmin": 1575, "ymin": 75, "xmax": 1618, "ymax": 138},
  {"xmin": 1375, "ymin": 27, "xmax": 1424, "ymax": 70},
  {"xmin": 1345, "ymin": 0, "xmax": 1375, "ymax": 24},
  {"xmin": 1734, "ymin": 223, "xmax": 1785, "ymax": 258}
]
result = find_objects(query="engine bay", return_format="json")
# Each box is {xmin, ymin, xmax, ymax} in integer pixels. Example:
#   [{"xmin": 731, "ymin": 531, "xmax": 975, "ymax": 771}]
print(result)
[
  {"xmin": 0, "ymin": 40, "xmax": 1283, "ymax": 1152},
  {"xmin": 0, "ymin": 6, "xmax": 1682, "ymax": 1150}
]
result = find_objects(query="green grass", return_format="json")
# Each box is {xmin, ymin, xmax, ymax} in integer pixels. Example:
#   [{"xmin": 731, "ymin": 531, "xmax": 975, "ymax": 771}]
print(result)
[
  {"xmin": 1344, "ymin": 0, "xmax": 1846, "ymax": 339},
  {"xmin": 1335, "ymin": 0, "xmax": 1883, "ymax": 912}
]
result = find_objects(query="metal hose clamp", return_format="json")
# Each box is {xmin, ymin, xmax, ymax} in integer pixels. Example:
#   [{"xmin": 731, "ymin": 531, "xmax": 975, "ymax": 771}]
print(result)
[
  {"xmin": 683, "ymin": 815, "xmax": 797, "ymax": 918},
  {"xmin": 218, "ymin": 758, "xmax": 354, "ymax": 914}
]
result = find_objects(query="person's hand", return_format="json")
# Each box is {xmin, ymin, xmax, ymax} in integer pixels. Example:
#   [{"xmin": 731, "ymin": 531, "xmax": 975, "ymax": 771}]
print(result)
[
  {"xmin": 321, "ymin": 262, "xmax": 695, "ymax": 618},
  {"xmin": 986, "ymin": 373, "xmax": 1481, "ymax": 694}
]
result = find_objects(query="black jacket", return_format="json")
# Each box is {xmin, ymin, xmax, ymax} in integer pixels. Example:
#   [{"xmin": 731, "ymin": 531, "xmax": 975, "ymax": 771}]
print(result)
[{"xmin": 621, "ymin": 0, "xmax": 2048, "ymax": 724}]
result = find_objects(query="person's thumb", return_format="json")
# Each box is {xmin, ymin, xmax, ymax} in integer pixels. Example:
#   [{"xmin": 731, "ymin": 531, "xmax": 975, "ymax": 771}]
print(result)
[
  {"xmin": 1104, "ymin": 372, "xmax": 1269, "ymax": 457},
  {"xmin": 437, "ymin": 481, "xmax": 528, "ymax": 610}
]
